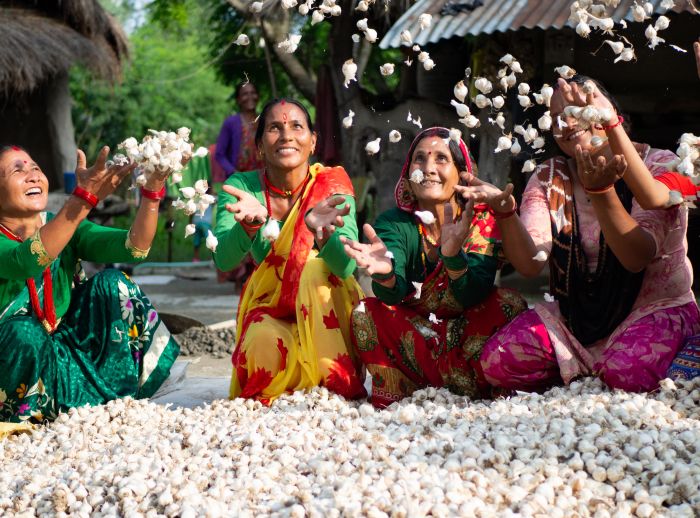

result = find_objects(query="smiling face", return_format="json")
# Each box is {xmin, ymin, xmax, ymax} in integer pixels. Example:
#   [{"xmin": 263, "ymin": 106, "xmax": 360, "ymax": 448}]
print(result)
[
  {"xmin": 0, "ymin": 149, "xmax": 49, "ymax": 217},
  {"xmin": 550, "ymin": 87, "xmax": 609, "ymax": 158},
  {"xmin": 236, "ymin": 83, "xmax": 259, "ymax": 113},
  {"xmin": 408, "ymin": 136, "xmax": 460, "ymax": 205},
  {"xmin": 258, "ymin": 102, "xmax": 316, "ymax": 172}
]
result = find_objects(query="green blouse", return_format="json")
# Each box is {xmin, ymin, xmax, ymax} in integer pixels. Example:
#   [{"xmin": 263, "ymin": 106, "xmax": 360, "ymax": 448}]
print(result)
[
  {"xmin": 0, "ymin": 213, "xmax": 149, "ymax": 319},
  {"xmin": 213, "ymin": 170, "xmax": 358, "ymax": 279},
  {"xmin": 372, "ymin": 208, "xmax": 499, "ymax": 307}
]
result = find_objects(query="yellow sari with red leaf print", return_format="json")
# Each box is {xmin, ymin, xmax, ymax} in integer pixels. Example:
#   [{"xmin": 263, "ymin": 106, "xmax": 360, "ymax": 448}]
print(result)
[{"xmin": 231, "ymin": 165, "xmax": 366, "ymax": 404}]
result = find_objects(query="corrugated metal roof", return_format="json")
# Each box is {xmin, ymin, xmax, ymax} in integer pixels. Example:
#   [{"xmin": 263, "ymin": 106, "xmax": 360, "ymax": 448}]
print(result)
[{"xmin": 379, "ymin": 0, "xmax": 694, "ymax": 49}]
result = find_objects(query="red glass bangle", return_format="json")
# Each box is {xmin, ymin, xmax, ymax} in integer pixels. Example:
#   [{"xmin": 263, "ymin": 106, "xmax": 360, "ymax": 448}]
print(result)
[
  {"xmin": 72, "ymin": 187, "xmax": 99, "ymax": 208},
  {"xmin": 140, "ymin": 186, "xmax": 166, "ymax": 201},
  {"xmin": 493, "ymin": 200, "xmax": 518, "ymax": 220},
  {"xmin": 595, "ymin": 115, "xmax": 624, "ymax": 131}
]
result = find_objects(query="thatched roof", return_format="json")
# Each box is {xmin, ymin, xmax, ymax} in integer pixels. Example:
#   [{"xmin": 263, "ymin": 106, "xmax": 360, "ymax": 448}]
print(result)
[{"xmin": 0, "ymin": 0, "xmax": 129, "ymax": 95}]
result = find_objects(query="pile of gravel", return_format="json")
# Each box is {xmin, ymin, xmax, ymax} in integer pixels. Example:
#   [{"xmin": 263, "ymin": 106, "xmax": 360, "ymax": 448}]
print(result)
[
  {"xmin": 174, "ymin": 326, "xmax": 236, "ymax": 358},
  {"xmin": 1, "ymin": 377, "xmax": 699, "ymax": 516}
]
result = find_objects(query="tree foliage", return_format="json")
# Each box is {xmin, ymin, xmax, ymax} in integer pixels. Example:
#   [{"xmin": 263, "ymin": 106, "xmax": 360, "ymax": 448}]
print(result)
[{"xmin": 70, "ymin": 0, "xmax": 232, "ymax": 158}]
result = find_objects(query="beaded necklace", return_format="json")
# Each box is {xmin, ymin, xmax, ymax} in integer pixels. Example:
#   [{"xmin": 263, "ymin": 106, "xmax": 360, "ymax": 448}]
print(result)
[{"xmin": 0, "ymin": 223, "xmax": 57, "ymax": 333}]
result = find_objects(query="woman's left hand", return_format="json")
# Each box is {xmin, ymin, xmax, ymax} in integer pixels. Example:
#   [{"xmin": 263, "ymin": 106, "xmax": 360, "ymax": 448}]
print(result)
[
  {"xmin": 305, "ymin": 195, "xmax": 350, "ymax": 243},
  {"xmin": 575, "ymin": 144, "xmax": 628, "ymax": 191},
  {"xmin": 440, "ymin": 199, "xmax": 473, "ymax": 258}
]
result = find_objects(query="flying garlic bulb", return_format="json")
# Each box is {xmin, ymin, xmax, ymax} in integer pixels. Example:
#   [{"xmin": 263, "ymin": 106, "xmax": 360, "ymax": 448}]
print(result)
[
  {"xmin": 555, "ymin": 65, "xmax": 576, "ymax": 79},
  {"xmin": 494, "ymin": 112, "xmax": 506, "ymax": 130},
  {"xmin": 342, "ymin": 59, "xmax": 357, "ymax": 87},
  {"xmin": 364, "ymin": 28, "xmax": 378, "ymax": 43},
  {"xmin": 499, "ymin": 53, "xmax": 515, "ymax": 65},
  {"xmin": 454, "ymin": 80, "xmax": 468, "ymax": 103},
  {"xmin": 518, "ymin": 95, "xmax": 533, "ymax": 109},
  {"xmin": 235, "ymin": 34, "xmax": 250, "ymax": 46},
  {"xmin": 522, "ymin": 160, "xmax": 537, "ymax": 173},
  {"xmin": 351, "ymin": 33, "xmax": 360, "ymax": 43},
  {"xmin": 614, "ymin": 47, "xmax": 636, "ymax": 63},
  {"xmin": 645, "ymin": 26, "xmax": 665, "ymax": 49},
  {"xmin": 510, "ymin": 61, "xmax": 523, "ymax": 74},
  {"xmin": 533, "ymin": 250, "xmax": 548, "ymax": 261},
  {"xmin": 460, "ymin": 115, "xmax": 480, "ymax": 128},
  {"xmin": 261, "ymin": 219, "xmax": 280, "ymax": 242},
  {"xmin": 422, "ymin": 59, "xmax": 436, "ymax": 71},
  {"xmin": 604, "ymin": 40, "xmax": 624, "ymax": 55},
  {"xmin": 532, "ymin": 137, "xmax": 545, "ymax": 149},
  {"xmin": 355, "ymin": 0, "xmax": 368, "ymax": 11},
  {"xmin": 540, "ymin": 84, "xmax": 554, "ymax": 106},
  {"xmin": 517, "ymin": 83, "xmax": 530, "ymax": 96},
  {"xmin": 342, "ymin": 110, "xmax": 355, "ymax": 129},
  {"xmin": 389, "ymin": 130, "xmax": 402, "ymax": 143},
  {"xmin": 311, "ymin": 9, "xmax": 325, "ymax": 24},
  {"xmin": 281, "ymin": 0, "xmax": 297, "ymax": 8},
  {"xmin": 356, "ymin": 18, "xmax": 369, "ymax": 31},
  {"xmin": 379, "ymin": 63, "xmax": 395, "ymax": 76},
  {"xmin": 544, "ymin": 292, "xmax": 555, "ymax": 303},
  {"xmin": 171, "ymin": 172, "xmax": 183, "ymax": 184},
  {"xmin": 298, "ymin": 3, "xmax": 310, "ymax": 15},
  {"xmin": 277, "ymin": 34, "xmax": 302, "ymax": 54},
  {"xmin": 250, "ymin": 1, "xmax": 263, "ymax": 13},
  {"xmin": 538, "ymin": 111, "xmax": 552, "ymax": 131},
  {"xmin": 631, "ymin": 4, "xmax": 648, "ymax": 22},
  {"xmin": 655, "ymin": 15, "xmax": 670, "ymax": 31},
  {"xmin": 492, "ymin": 95, "xmax": 505, "ymax": 109},
  {"xmin": 400, "ymin": 30, "xmax": 413, "ymax": 45},
  {"xmin": 576, "ymin": 21, "xmax": 591, "ymax": 37},
  {"xmin": 474, "ymin": 94, "xmax": 492, "ymax": 109},
  {"xmin": 414, "ymin": 210, "xmax": 436, "ymax": 225},
  {"xmin": 417, "ymin": 51, "xmax": 429, "ymax": 63},
  {"xmin": 450, "ymin": 99, "xmax": 470, "ymax": 118},
  {"xmin": 418, "ymin": 13, "xmax": 432, "ymax": 30},
  {"xmin": 474, "ymin": 77, "xmax": 493, "ymax": 95},
  {"xmin": 510, "ymin": 139, "xmax": 521, "ymax": 155},
  {"xmin": 660, "ymin": 0, "xmax": 675, "ymax": 11},
  {"xmin": 495, "ymin": 136, "xmax": 513, "ymax": 153},
  {"xmin": 184, "ymin": 224, "xmax": 195, "ymax": 238},
  {"xmin": 582, "ymin": 81, "xmax": 596, "ymax": 95},
  {"xmin": 410, "ymin": 169, "xmax": 424, "ymax": 184},
  {"xmin": 365, "ymin": 138, "xmax": 381, "ymax": 155},
  {"xmin": 205, "ymin": 230, "xmax": 218, "ymax": 252}
]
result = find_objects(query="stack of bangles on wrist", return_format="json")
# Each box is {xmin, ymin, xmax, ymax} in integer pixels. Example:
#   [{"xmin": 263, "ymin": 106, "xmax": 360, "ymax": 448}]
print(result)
[
  {"xmin": 72, "ymin": 187, "xmax": 99, "ymax": 208},
  {"xmin": 140, "ymin": 186, "xmax": 166, "ymax": 201},
  {"xmin": 240, "ymin": 219, "xmax": 264, "ymax": 232},
  {"xmin": 594, "ymin": 116, "xmax": 624, "ymax": 131},
  {"xmin": 584, "ymin": 184, "xmax": 615, "ymax": 195},
  {"xmin": 493, "ymin": 200, "xmax": 518, "ymax": 220}
]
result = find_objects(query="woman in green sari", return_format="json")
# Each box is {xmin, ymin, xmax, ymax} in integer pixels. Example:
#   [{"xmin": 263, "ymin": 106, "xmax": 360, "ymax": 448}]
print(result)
[{"xmin": 0, "ymin": 145, "xmax": 179, "ymax": 424}]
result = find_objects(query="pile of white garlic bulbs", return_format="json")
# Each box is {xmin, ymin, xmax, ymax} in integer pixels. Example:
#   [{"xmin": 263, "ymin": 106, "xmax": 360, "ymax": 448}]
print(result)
[{"xmin": 1, "ymin": 376, "xmax": 699, "ymax": 516}]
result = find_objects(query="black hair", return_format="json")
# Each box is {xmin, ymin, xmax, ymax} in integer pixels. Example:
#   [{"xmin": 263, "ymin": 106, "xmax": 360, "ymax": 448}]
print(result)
[
  {"xmin": 554, "ymin": 74, "xmax": 631, "ymax": 131},
  {"xmin": 234, "ymin": 81, "xmax": 257, "ymax": 99},
  {"xmin": 409, "ymin": 127, "xmax": 469, "ymax": 173},
  {"xmin": 0, "ymin": 145, "xmax": 25, "ymax": 160},
  {"xmin": 254, "ymin": 98, "xmax": 315, "ymax": 147}
]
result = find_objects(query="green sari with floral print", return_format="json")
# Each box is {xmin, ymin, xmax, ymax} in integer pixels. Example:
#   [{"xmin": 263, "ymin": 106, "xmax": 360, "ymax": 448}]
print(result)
[{"xmin": 0, "ymin": 214, "xmax": 179, "ymax": 424}]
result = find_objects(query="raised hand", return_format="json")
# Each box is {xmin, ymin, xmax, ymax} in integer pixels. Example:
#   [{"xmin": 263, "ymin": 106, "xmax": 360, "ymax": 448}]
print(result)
[
  {"xmin": 76, "ymin": 147, "xmax": 136, "ymax": 200},
  {"xmin": 440, "ymin": 199, "xmax": 473, "ymax": 258},
  {"xmin": 305, "ymin": 195, "xmax": 350, "ymax": 242},
  {"xmin": 341, "ymin": 224, "xmax": 393, "ymax": 277},
  {"xmin": 575, "ymin": 144, "xmax": 627, "ymax": 191},
  {"xmin": 557, "ymin": 77, "xmax": 617, "ymax": 121},
  {"xmin": 223, "ymin": 184, "xmax": 268, "ymax": 225},
  {"xmin": 454, "ymin": 172, "xmax": 516, "ymax": 213}
]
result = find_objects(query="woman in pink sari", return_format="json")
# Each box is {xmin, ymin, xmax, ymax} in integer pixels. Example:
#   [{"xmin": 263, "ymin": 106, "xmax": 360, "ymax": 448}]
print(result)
[{"xmin": 457, "ymin": 76, "xmax": 699, "ymax": 393}]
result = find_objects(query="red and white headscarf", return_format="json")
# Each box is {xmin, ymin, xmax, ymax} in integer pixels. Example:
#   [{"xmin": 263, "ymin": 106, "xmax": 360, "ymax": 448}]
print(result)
[{"xmin": 394, "ymin": 127, "xmax": 475, "ymax": 213}]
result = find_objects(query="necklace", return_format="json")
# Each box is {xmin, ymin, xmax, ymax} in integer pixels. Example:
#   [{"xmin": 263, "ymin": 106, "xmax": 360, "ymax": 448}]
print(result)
[
  {"xmin": 418, "ymin": 222, "xmax": 440, "ymax": 247},
  {"xmin": 264, "ymin": 169, "xmax": 310, "ymax": 198},
  {"xmin": 0, "ymin": 223, "xmax": 57, "ymax": 333}
]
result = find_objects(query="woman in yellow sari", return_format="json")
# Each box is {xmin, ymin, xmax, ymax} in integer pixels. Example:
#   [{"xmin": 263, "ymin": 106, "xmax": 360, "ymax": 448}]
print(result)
[{"xmin": 213, "ymin": 98, "xmax": 366, "ymax": 404}]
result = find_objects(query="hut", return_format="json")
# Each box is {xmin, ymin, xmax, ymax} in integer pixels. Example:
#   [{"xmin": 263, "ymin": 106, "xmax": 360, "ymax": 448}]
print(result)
[{"xmin": 0, "ymin": 0, "xmax": 128, "ymax": 188}]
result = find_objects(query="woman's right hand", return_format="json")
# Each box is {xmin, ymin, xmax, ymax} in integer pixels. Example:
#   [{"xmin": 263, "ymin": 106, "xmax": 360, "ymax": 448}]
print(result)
[
  {"xmin": 222, "ymin": 184, "xmax": 268, "ymax": 225},
  {"xmin": 75, "ymin": 147, "xmax": 135, "ymax": 200},
  {"xmin": 340, "ymin": 224, "xmax": 393, "ymax": 276},
  {"xmin": 454, "ymin": 172, "xmax": 516, "ymax": 214}
]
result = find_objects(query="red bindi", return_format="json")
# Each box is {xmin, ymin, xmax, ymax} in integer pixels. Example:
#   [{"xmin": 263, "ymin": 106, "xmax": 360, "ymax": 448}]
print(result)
[
  {"xmin": 11, "ymin": 146, "xmax": 21, "ymax": 151},
  {"xmin": 280, "ymin": 100, "xmax": 286, "ymax": 105}
]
